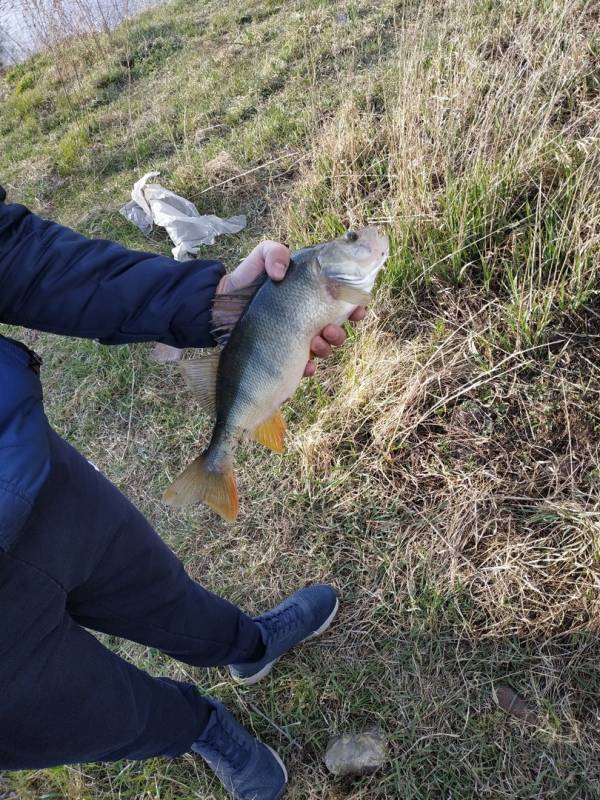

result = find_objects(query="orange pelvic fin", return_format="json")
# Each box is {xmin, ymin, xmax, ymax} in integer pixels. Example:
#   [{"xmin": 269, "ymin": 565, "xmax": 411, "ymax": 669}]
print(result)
[{"xmin": 253, "ymin": 410, "xmax": 286, "ymax": 453}]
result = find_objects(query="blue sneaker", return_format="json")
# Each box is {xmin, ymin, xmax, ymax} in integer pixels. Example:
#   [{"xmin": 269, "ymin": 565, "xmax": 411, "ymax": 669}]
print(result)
[
  {"xmin": 229, "ymin": 584, "xmax": 339, "ymax": 685},
  {"xmin": 192, "ymin": 699, "xmax": 287, "ymax": 800}
]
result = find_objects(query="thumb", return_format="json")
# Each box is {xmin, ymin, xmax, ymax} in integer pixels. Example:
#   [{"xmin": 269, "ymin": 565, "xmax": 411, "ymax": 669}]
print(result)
[{"xmin": 262, "ymin": 241, "xmax": 290, "ymax": 281}]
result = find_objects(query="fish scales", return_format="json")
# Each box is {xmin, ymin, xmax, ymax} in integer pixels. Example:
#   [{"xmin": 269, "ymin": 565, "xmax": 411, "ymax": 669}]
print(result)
[
  {"xmin": 217, "ymin": 254, "xmax": 330, "ymax": 435},
  {"xmin": 163, "ymin": 226, "xmax": 389, "ymax": 521}
]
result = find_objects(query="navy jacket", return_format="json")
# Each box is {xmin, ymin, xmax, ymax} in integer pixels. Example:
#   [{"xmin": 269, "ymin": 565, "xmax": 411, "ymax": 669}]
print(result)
[{"xmin": 0, "ymin": 186, "xmax": 225, "ymax": 550}]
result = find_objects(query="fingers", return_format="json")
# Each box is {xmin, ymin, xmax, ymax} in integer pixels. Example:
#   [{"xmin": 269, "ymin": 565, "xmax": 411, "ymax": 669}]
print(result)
[
  {"xmin": 262, "ymin": 240, "xmax": 291, "ymax": 281},
  {"xmin": 310, "ymin": 325, "xmax": 347, "ymax": 358},
  {"xmin": 226, "ymin": 239, "xmax": 368, "ymax": 383},
  {"xmin": 320, "ymin": 324, "xmax": 347, "ymax": 347},
  {"xmin": 310, "ymin": 335, "xmax": 332, "ymax": 359},
  {"xmin": 226, "ymin": 240, "xmax": 290, "ymax": 290},
  {"xmin": 305, "ymin": 320, "xmax": 359, "ymax": 375},
  {"xmin": 303, "ymin": 360, "xmax": 317, "ymax": 377},
  {"xmin": 349, "ymin": 305, "xmax": 366, "ymax": 321}
]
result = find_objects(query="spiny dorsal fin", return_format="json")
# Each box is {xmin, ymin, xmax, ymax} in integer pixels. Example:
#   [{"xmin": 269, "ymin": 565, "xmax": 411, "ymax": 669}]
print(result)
[
  {"xmin": 179, "ymin": 351, "xmax": 221, "ymax": 416},
  {"xmin": 253, "ymin": 409, "xmax": 286, "ymax": 453},
  {"xmin": 211, "ymin": 273, "xmax": 267, "ymax": 346}
]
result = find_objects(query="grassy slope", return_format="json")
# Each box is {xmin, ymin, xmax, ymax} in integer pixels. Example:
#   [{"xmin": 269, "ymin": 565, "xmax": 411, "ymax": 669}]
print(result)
[{"xmin": 1, "ymin": 0, "xmax": 599, "ymax": 797}]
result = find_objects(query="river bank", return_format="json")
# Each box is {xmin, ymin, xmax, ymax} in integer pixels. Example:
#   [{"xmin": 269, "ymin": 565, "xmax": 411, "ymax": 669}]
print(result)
[{"xmin": 0, "ymin": 0, "xmax": 160, "ymax": 64}]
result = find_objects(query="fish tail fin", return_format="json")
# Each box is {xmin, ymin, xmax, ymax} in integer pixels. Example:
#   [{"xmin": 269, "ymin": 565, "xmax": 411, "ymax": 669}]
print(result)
[
  {"xmin": 163, "ymin": 454, "xmax": 239, "ymax": 522},
  {"xmin": 253, "ymin": 410, "xmax": 286, "ymax": 453}
]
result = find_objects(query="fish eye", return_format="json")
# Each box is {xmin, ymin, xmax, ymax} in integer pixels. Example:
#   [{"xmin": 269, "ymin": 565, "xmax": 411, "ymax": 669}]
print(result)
[{"xmin": 344, "ymin": 230, "xmax": 358, "ymax": 242}]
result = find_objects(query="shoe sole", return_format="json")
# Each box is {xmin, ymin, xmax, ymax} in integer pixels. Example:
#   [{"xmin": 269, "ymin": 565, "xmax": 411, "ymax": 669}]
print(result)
[
  {"xmin": 230, "ymin": 597, "xmax": 340, "ymax": 686},
  {"xmin": 266, "ymin": 744, "xmax": 289, "ymax": 791}
]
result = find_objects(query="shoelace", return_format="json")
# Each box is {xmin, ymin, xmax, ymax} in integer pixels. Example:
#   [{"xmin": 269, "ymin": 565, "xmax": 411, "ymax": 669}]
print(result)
[
  {"xmin": 204, "ymin": 712, "xmax": 251, "ymax": 774},
  {"xmin": 260, "ymin": 601, "xmax": 303, "ymax": 639}
]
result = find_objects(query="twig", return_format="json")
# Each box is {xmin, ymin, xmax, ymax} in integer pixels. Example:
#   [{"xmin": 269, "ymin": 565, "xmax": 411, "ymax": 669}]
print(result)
[{"xmin": 198, "ymin": 152, "xmax": 309, "ymax": 195}]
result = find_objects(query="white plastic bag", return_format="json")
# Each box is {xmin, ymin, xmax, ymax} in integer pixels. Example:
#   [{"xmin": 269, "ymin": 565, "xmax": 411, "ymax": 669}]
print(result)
[
  {"xmin": 119, "ymin": 172, "xmax": 246, "ymax": 362},
  {"xmin": 120, "ymin": 171, "xmax": 246, "ymax": 260},
  {"xmin": 120, "ymin": 199, "xmax": 154, "ymax": 236}
]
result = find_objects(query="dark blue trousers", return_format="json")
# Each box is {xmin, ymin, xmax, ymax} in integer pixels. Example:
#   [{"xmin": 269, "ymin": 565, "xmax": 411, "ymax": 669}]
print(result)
[{"xmin": 0, "ymin": 429, "xmax": 263, "ymax": 769}]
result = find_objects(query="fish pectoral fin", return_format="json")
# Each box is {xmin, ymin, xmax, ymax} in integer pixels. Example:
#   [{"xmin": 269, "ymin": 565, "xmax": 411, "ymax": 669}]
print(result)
[
  {"xmin": 179, "ymin": 352, "xmax": 221, "ymax": 415},
  {"xmin": 253, "ymin": 410, "xmax": 286, "ymax": 453},
  {"xmin": 163, "ymin": 455, "xmax": 239, "ymax": 522},
  {"xmin": 326, "ymin": 276, "xmax": 372, "ymax": 306}
]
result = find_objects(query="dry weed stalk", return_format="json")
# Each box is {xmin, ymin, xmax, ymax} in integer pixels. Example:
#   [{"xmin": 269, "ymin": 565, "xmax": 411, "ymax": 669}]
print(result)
[{"xmin": 279, "ymin": 0, "xmax": 600, "ymax": 640}]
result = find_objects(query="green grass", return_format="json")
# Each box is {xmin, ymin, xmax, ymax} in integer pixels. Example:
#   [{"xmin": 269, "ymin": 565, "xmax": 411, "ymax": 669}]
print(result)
[{"xmin": 1, "ymin": 0, "xmax": 600, "ymax": 798}]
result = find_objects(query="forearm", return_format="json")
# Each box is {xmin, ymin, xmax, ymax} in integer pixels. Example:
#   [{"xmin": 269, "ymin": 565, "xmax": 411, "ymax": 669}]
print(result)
[{"xmin": 0, "ymin": 196, "xmax": 225, "ymax": 348}]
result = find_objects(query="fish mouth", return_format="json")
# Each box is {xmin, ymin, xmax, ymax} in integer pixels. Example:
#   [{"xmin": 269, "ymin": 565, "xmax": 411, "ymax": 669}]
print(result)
[{"xmin": 357, "ymin": 226, "xmax": 390, "ymax": 274}]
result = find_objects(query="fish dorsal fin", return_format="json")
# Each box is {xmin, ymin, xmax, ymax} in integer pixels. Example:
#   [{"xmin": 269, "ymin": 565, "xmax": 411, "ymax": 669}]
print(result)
[
  {"xmin": 253, "ymin": 409, "xmax": 286, "ymax": 453},
  {"xmin": 211, "ymin": 274, "xmax": 268, "ymax": 345},
  {"xmin": 179, "ymin": 351, "xmax": 221, "ymax": 415}
]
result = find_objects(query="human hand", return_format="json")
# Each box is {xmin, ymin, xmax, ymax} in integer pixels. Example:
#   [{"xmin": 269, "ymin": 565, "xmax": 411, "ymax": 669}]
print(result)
[{"xmin": 216, "ymin": 240, "xmax": 366, "ymax": 376}]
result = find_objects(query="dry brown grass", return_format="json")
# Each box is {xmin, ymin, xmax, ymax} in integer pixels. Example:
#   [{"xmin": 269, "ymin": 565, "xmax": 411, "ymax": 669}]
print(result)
[
  {"xmin": 293, "ymin": 296, "xmax": 599, "ymax": 640},
  {"xmin": 271, "ymin": 0, "xmax": 600, "ymax": 650}
]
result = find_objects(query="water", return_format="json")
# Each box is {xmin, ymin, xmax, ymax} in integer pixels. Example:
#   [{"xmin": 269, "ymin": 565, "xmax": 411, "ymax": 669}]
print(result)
[{"xmin": 0, "ymin": 0, "xmax": 160, "ymax": 64}]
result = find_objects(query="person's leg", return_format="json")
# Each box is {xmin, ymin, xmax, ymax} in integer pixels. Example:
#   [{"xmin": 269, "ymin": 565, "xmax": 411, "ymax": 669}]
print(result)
[
  {"xmin": 1, "ymin": 429, "xmax": 288, "ymax": 796},
  {"xmin": 0, "ymin": 550, "xmax": 208, "ymax": 769},
  {"xmin": 0, "ymin": 549, "xmax": 287, "ymax": 798},
  {"xmin": 57, "ymin": 429, "xmax": 339, "ymax": 681},
  {"xmin": 14, "ymin": 428, "xmax": 263, "ymax": 667}
]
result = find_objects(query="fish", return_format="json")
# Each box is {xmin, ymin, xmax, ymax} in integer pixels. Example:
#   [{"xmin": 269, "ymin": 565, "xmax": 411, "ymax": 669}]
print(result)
[{"xmin": 163, "ymin": 226, "xmax": 390, "ymax": 521}]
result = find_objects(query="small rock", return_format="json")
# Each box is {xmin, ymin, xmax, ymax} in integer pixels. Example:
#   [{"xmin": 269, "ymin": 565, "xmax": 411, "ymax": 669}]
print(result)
[
  {"xmin": 21, "ymin": 328, "xmax": 40, "ymax": 346},
  {"xmin": 335, "ymin": 11, "xmax": 350, "ymax": 24},
  {"xmin": 324, "ymin": 728, "xmax": 387, "ymax": 776},
  {"xmin": 494, "ymin": 685, "xmax": 538, "ymax": 723},
  {"xmin": 150, "ymin": 343, "xmax": 183, "ymax": 363}
]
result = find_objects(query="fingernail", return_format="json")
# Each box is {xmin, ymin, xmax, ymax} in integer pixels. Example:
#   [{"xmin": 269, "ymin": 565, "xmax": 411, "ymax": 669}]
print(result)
[{"xmin": 273, "ymin": 262, "xmax": 286, "ymax": 279}]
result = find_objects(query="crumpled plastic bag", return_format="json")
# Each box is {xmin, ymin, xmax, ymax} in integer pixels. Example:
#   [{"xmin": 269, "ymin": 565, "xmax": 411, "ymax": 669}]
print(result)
[
  {"xmin": 119, "ymin": 171, "xmax": 246, "ymax": 363},
  {"xmin": 120, "ymin": 171, "xmax": 246, "ymax": 260},
  {"xmin": 120, "ymin": 199, "xmax": 154, "ymax": 236}
]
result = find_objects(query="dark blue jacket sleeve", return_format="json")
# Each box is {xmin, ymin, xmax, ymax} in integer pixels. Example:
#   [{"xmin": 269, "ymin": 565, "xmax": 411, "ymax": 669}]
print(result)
[{"xmin": 0, "ymin": 192, "xmax": 226, "ymax": 348}]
